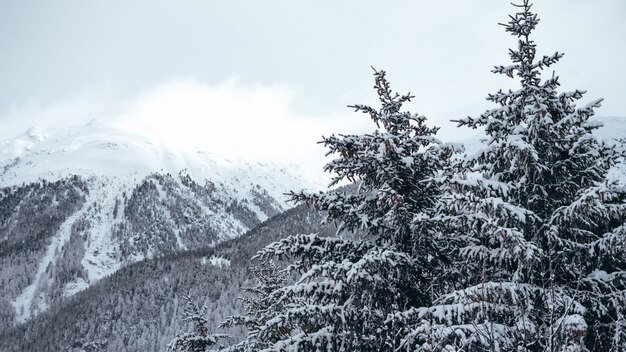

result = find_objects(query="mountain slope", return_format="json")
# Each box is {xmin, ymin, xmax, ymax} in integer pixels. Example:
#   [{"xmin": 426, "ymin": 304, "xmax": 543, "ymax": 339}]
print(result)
[
  {"xmin": 0, "ymin": 121, "xmax": 323, "ymax": 328},
  {"xmin": 0, "ymin": 203, "xmax": 336, "ymax": 352}
]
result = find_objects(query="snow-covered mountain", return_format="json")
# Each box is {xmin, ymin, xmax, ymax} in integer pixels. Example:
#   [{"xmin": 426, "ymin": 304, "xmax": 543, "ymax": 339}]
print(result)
[
  {"xmin": 0, "ymin": 120, "xmax": 319, "ymax": 199},
  {"xmin": 0, "ymin": 121, "xmax": 324, "ymax": 328}
]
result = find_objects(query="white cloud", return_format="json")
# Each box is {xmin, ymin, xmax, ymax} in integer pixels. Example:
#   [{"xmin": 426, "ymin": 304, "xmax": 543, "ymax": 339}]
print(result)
[
  {"xmin": 113, "ymin": 78, "xmax": 373, "ymax": 169},
  {"xmin": 114, "ymin": 78, "xmax": 300, "ymax": 156}
]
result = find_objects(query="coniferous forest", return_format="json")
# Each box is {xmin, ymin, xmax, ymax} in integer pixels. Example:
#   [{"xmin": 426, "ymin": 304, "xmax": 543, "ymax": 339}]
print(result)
[{"xmin": 1, "ymin": 2, "xmax": 625, "ymax": 352}]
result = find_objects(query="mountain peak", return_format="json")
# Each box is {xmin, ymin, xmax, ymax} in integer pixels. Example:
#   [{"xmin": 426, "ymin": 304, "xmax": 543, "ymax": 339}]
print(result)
[
  {"xmin": 0, "ymin": 122, "xmax": 324, "ymax": 201},
  {"xmin": 25, "ymin": 127, "xmax": 47, "ymax": 142}
]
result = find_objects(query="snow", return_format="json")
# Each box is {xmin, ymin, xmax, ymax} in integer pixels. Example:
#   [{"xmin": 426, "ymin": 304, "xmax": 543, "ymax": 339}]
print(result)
[
  {"xmin": 25, "ymin": 127, "xmax": 47, "ymax": 142},
  {"xmin": 63, "ymin": 278, "xmax": 89, "ymax": 298},
  {"xmin": 456, "ymin": 116, "xmax": 626, "ymax": 185},
  {"xmin": 201, "ymin": 256, "xmax": 231, "ymax": 268},
  {"xmin": 155, "ymin": 181, "xmax": 188, "ymax": 251},
  {"xmin": 12, "ymin": 188, "xmax": 90, "ymax": 323},
  {"xmin": 0, "ymin": 120, "xmax": 328, "ymax": 324},
  {"xmin": 401, "ymin": 156, "xmax": 414, "ymax": 167},
  {"xmin": 0, "ymin": 120, "xmax": 325, "ymax": 207},
  {"xmin": 556, "ymin": 314, "xmax": 588, "ymax": 333},
  {"xmin": 80, "ymin": 176, "xmax": 128, "ymax": 283},
  {"xmin": 592, "ymin": 116, "xmax": 626, "ymax": 141}
]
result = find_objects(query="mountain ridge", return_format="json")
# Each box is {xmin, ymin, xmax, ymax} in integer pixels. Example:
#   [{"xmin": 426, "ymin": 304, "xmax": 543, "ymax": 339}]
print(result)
[{"xmin": 0, "ymin": 120, "xmax": 324, "ymax": 328}]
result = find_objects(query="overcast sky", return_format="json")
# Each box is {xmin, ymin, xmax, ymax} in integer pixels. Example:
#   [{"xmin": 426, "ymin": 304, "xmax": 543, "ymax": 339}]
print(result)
[{"xmin": 1, "ymin": 1, "xmax": 625, "ymax": 170}]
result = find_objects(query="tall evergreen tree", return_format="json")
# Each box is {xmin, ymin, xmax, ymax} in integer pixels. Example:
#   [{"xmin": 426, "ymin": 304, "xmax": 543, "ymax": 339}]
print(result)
[
  {"xmin": 399, "ymin": 1, "xmax": 626, "ymax": 351},
  {"xmin": 232, "ymin": 69, "xmax": 460, "ymax": 351}
]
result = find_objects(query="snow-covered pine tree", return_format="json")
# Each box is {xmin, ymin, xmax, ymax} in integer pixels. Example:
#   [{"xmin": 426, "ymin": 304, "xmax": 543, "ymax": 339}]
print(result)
[
  {"xmin": 219, "ymin": 261, "xmax": 288, "ymax": 351},
  {"xmin": 167, "ymin": 293, "xmax": 226, "ymax": 352},
  {"xmin": 244, "ymin": 68, "xmax": 461, "ymax": 351},
  {"xmin": 402, "ymin": 1, "xmax": 626, "ymax": 351}
]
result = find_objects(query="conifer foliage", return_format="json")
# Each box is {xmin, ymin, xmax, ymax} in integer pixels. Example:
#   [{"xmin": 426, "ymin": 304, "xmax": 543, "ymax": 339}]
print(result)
[
  {"xmin": 219, "ymin": 2, "xmax": 625, "ymax": 352},
  {"xmin": 427, "ymin": 1, "xmax": 626, "ymax": 350},
  {"xmin": 222, "ymin": 69, "xmax": 459, "ymax": 351}
]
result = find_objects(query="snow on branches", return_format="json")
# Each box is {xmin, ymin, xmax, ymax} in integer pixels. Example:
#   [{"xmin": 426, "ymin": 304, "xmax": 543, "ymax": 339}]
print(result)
[
  {"xmin": 442, "ymin": 1, "xmax": 626, "ymax": 350},
  {"xmin": 218, "ymin": 2, "xmax": 626, "ymax": 351},
  {"xmin": 220, "ymin": 69, "xmax": 461, "ymax": 352}
]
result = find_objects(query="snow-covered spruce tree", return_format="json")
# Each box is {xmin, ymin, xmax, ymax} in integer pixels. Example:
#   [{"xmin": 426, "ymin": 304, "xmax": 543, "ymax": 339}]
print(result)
[
  {"xmin": 167, "ymin": 293, "xmax": 227, "ymax": 352},
  {"xmin": 219, "ymin": 260, "xmax": 288, "ymax": 351},
  {"xmin": 399, "ymin": 1, "xmax": 626, "ymax": 351},
  {"xmin": 244, "ymin": 69, "xmax": 460, "ymax": 351}
]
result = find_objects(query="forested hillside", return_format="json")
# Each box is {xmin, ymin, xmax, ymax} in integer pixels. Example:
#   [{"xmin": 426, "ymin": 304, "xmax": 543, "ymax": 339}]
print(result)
[{"xmin": 0, "ymin": 203, "xmax": 336, "ymax": 352}]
